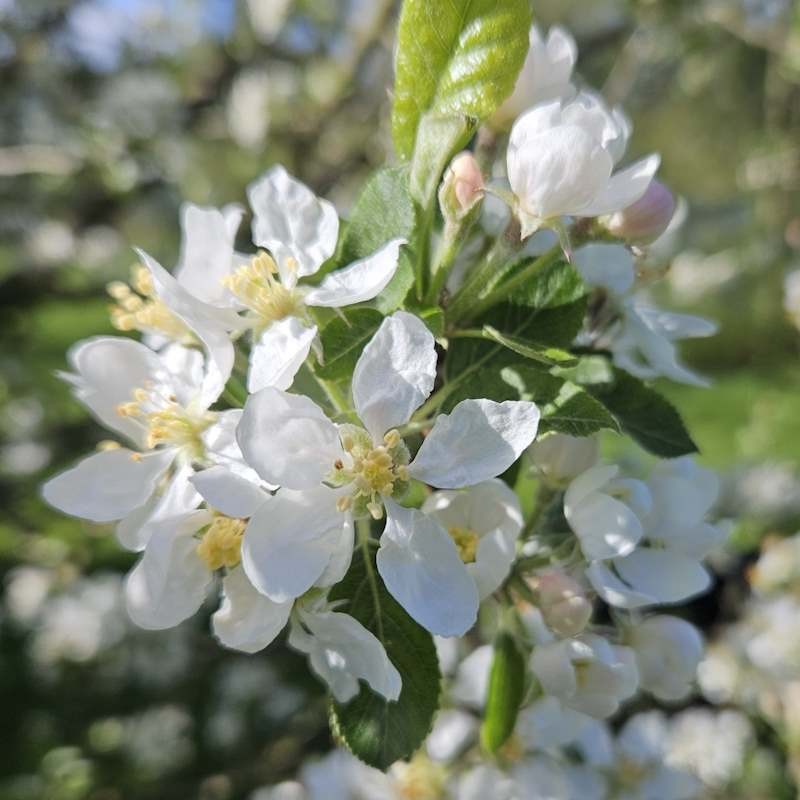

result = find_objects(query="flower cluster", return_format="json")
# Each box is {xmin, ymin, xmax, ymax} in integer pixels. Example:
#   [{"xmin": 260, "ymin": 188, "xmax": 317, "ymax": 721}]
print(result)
[{"xmin": 42, "ymin": 17, "xmax": 729, "ymax": 780}]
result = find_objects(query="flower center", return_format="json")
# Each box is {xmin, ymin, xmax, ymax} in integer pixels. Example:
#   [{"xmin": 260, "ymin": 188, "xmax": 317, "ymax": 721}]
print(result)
[
  {"xmin": 107, "ymin": 265, "xmax": 194, "ymax": 342},
  {"xmin": 222, "ymin": 251, "xmax": 304, "ymax": 331},
  {"xmin": 331, "ymin": 427, "xmax": 410, "ymax": 520},
  {"xmin": 447, "ymin": 526, "xmax": 479, "ymax": 563},
  {"xmin": 117, "ymin": 385, "xmax": 215, "ymax": 458},
  {"xmin": 394, "ymin": 754, "xmax": 447, "ymax": 800},
  {"xmin": 196, "ymin": 515, "xmax": 246, "ymax": 570}
]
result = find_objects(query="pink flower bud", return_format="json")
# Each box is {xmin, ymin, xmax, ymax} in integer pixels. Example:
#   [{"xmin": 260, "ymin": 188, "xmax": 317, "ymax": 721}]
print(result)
[
  {"xmin": 440, "ymin": 152, "xmax": 484, "ymax": 220},
  {"xmin": 533, "ymin": 569, "xmax": 592, "ymax": 638},
  {"xmin": 606, "ymin": 179, "xmax": 676, "ymax": 244}
]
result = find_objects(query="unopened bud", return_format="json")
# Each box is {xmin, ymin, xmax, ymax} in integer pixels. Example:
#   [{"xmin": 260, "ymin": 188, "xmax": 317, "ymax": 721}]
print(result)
[
  {"xmin": 606, "ymin": 179, "xmax": 676, "ymax": 245},
  {"xmin": 439, "ymin": 152, "xmax": 484, "ymax": 223},
  {"xmin": 528, "ymin": 433, "xmax": 598, "ymax": 485},
  {"xmin": 532, "ymin": 569, "xmax": 592, "ymax": 638}
]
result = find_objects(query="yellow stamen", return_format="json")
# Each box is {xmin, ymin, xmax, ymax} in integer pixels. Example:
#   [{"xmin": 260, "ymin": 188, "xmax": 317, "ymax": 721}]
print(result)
[
  {"xmin": 196, "ymin": 516, "xmax": 246, "ymax": 571},
  {"xmin": 116, "ymin": 387, "xmax": 215, "ymax": 459},
  {"xmin": 448, "ymin": 526, "xmax": 479, "ymax": 564},
  {"xmin": 107, "ymin": 264, "xmax": 194, "ymax": 342},
  {"xmin": 222, "ymin": 251, "xmax": 304, "ymax": 330}
]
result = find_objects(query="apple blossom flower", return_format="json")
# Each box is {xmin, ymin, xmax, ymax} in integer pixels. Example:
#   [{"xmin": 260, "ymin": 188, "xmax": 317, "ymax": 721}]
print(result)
[
  {"xmin": 527, "ymin": 432, "xmax": 599, "ymax": 485},
  {"xmin": 287, "ymin": 594, "xmax": 401, "ymax": 703},
  {"xmin": 530, "ymin": 633, "xmax": 639, "ymax": 718},
  {"xmin": 530, "ymin": 569, "xmax": 593, "ymax": 637},
  {"xmin": 587, "ymin": 458, "xmax": 727, "ymax": 609},
  {"xmin": 421, "ymin": 479, "xmax": 523, "ymax": 599},
  {"xmin": 564, "ymin": 464, "xmax": 652, "ymax": 561},
  {"xmin": 507, "ymin": 91, "xmax": 659, "ymax": 238},
  {"xmin": 615, "ymin": 712, "xmax": 702, "ymax": 800},
  {"xmin": 234, "ymin": 165, "xmax": 404, "ymax": 391},
  {"xmin": 440, "ymin": 152, "xmax": 485, "ymax": 222},
  {"xmin": 492, "ymin": 26, "xmax": 578, "ymax": 130},
  {"xmin": 42, "ymin": 338, "xmax": 239, "ymax": 550},
  {"xmin": 606, "ymin": 178, "xmax": 677, "ymax": 244},
  {"xmin": 236, "ymin": 311, "xmax": 541, "ymax": 636},
  {"xmin": 628, "ymin": 615, "xmax": 704, "ymax": 702},
  {"xmin": 610, "ymin": 300, "xmax": 717, "ymax": 387}
]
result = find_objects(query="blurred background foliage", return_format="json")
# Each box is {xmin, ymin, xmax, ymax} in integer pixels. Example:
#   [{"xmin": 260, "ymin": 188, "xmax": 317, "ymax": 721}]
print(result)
[{"xmin": 0, "ymin": 0, "xmax": 799, "ymax": 798}]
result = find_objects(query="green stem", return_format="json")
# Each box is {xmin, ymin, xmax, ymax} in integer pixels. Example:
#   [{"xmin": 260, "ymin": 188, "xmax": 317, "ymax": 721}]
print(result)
[
  {"xmin": 222, "ymin": 375, "xmax": 248, "ymax": 407},
  {"xmin": 520, "ymin": 482, "xmax": 557, "ymax": 542},
  {"xmin": 465, "ymin": 244, "xmax": 561, "ymax": 323},
  {"xmin": 446, "ymin": 219, "xmax": 523, "ymax": 323},
  {"xmin": 425, "ymin": 225, "xmax": 462, "ymax": 306},
  {"xmin": 357, "ymin": 518, "xmax": 384, "ymax": 641}
]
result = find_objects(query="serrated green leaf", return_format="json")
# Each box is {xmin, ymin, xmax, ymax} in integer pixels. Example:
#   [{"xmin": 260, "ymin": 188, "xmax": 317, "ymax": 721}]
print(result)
[
  {"xmin": 447, "ymin": 298, "xmax": 588, "ymax": 379},
  {"xmin": 481, "ymin": 631, "xmax": 526, "ymax": 754},
  {"xmin": 508, "ymin": 257, "xmax": 585, "ymax": 309},
  {"xmin": 329, "ymin": 545, "xmax": 441, "ymax": 770},
  {"xmin": 392, "ymin": 0, "xmax": 532, "ymax": 158},
  {"xmin": 316, "ymin": 309, "xmax": 384, "ymax": 380},
  {"xmin": 483, "ymin": 326, "xmax": 578, "ymax": 366},
  {"xmin": 588, "ymin": 370, "xmax": 699, "ymax": 457},
  {"xmin": 336, "ymin": 167, "xmax": 418, "ymax": 313},
  {"xmin": 501, "ymin": 365, "xmax": 620, "ymax": 437}
]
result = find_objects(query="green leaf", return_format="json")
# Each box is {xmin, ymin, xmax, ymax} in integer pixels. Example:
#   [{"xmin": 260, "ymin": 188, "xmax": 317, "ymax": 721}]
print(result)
[
  {"xmin": 409, "ymin": 113, "xmax": 472, "ymax": 206},
  {"xmin": 482, "ymin": 326, "xmax": 577, "ymax": 367},
  {"xmin": 329, "ymin": 545, "xmax": 441, "ymax": 770},
  {"xmin": 392, "ymin": 0, "xmax": 532, "ymax": 158},
  {"xmin": 481, "ymin": 631, "xmax": 526, "ymax": 754},
  {"xmin": 447, "ymin": 297, "xmax": 588, "ymax": 379},
  {"xmin": 337, "ymin": 167, "xmax": 417, "ymax": 313},
  {"xmin": 509, "ymin": 257, "xmax": 585, "ymax": 309},
  {"xmin": 501, "ymin": 365, "xmax": 620, "ymax": 437},
  {"xmin": 416, "ymin": 306, "xmax": 446, "ymax": 338},
  {"xmin": 588, "ymin": 370, "xmax": 699, "ymax": 457},
  {"xmin": 316, "ymin": 309, "xmax": 384, "ymax": 380}
]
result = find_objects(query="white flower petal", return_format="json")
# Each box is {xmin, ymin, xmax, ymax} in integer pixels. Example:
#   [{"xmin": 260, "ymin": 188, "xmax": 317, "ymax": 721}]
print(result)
[
  {"xmin": 125, "ymin": 510, "xmax": 212, "ymax": 629},
  {"xmin": 136, "ymin": 248, "xmax": 238, "ymax": 407},
  {"xmin": 117, "ymin": 462, "xmax": 200, "ymax": 551},
  {"xmin": 377, "ymin": 500, "xmax": 478, "ymax": 637},
  {"xmin": 213, "ymin": 566, "xmax": 292, "ymax": 653},
  {"xmin": 423, "ymin": 480, "xmax": 523, "ymax": 599},
  {"xmin": 247, "ymin": 165, "xmax": 339, "ymax": 280},
  {"xmin": 42, "ymin": 448, "xmax": 174, "ymax": 523},
  {"xmin": 241, "ymin": 486, "xmax": 346, "ymax": 602},
  {"xmin": 247, "ymin": 317, "xmax": 316, "ymax": 393},
  {"xmin": 291, "ymin": 606, "xmax": 401, "ymax": 702},
  {"xmin": 585, "ymin": 561, "xmax": 654, "ymax": 609},
  {"xmin": 352, "ymin": 311, "xmax": 437, "ymax": 440},
  {"xmin": 303, "ymin": 238, "xmax": 405, "ymax": 307},
  {"xmin": 175, "ymin": 203, "xmax": 242, "ymax": 305},
  {"xmin": 409, "ymin": 400, "xmax": 540, "ymax": 489},
  {"xmin": 237, "ymin": 387, "xmax": 342, "ymax": 490},
  {"xmin": 579, "ymin": 154, "xmax": 660, "ymax": 217},
  {"xmin": 314, "ymin": 517, "xmax": 355, "ymax": 588},
  {"xmin": 190, "ymin": 465, "xmax": 269, "ymax": 519},
  {"xmin": 64, "ymin": 336, "xmax": 164, "ymax": 447},
  {"xmin": 573, "ymin": 243, "xmax": 635, "ymax": 295},
  {"xmin": 566, "ymin": 490, "xmax": 643, "ymax": 560},
  {"xmin": 615, "ymin": 550, "xmax": 711, "ymax": 605}
]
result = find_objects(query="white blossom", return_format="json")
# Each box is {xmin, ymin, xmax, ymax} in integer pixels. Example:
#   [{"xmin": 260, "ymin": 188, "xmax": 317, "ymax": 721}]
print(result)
[
  {"xmin": 507, "ymin": 91, "xmax": 659, "ymax": 238},
  {"xmin": 564, "ymin": 463, "xmax": 651, "ymax": 561},
  {"xmin": 42, "ymin": 339, "xmax": 237, "ymax": 550},
  {"xmin": 493, "ymin": 26, "xmax": 578, "ymax": 130},
  {"xmin": 530, "ymin": 633, "xmax": 639, "ymax": 718},
  {"xmin": 237, "ymin": 311, "xmax": 540, "ymax": 636},
  {"xmin": 628, "ymin": 615, "xmax": 704, "ymax": 702},
  {"xmin": 587, "ymin": 458, "xmax": 726, "ymax": 609},
  {"xmin": 527, "ymin": 433, "xmax": 598, "ymax": 485}
]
